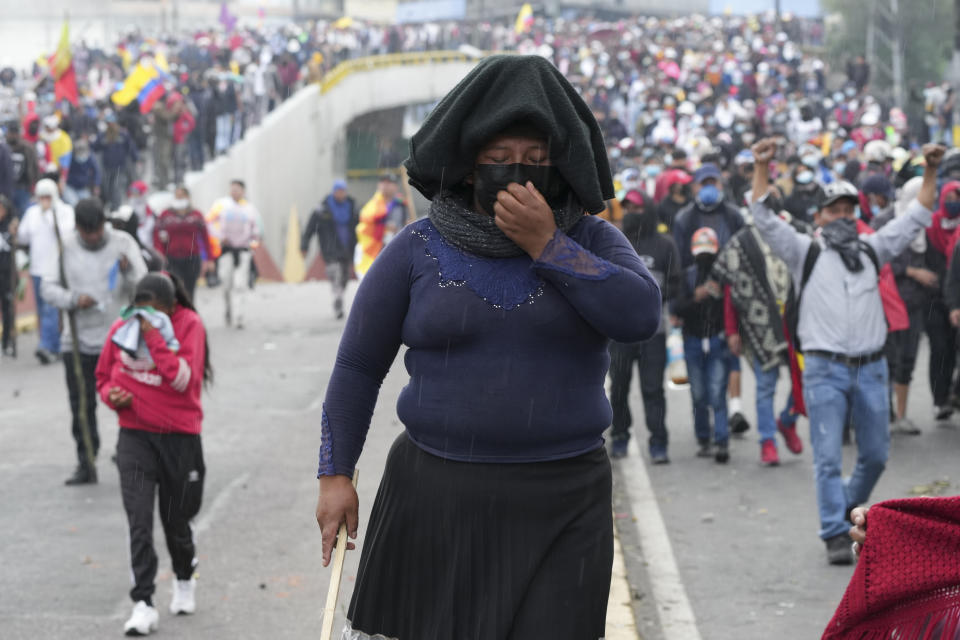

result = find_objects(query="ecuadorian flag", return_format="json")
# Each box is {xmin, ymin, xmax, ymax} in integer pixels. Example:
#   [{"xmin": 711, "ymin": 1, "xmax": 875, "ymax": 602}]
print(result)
[
  {"xmin": 112, "ymin": 61, "xmax": 167, "ymax": 113},
  {"xmin": 515, "ymin": 3, "xmax": 534, "ymax": 34}
]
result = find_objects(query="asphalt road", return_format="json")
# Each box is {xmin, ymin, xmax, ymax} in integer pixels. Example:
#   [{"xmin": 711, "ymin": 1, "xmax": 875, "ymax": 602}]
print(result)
[
  {"xmin": 1, "ymin": 280, "xmax": 957, "ymax": 639},
  {"xmin": 613, "ymin": 333, "xmax": 960, "ymax": 640}
]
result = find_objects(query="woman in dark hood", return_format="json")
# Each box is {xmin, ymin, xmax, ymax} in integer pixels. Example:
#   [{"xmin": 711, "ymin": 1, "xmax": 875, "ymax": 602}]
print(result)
[{"xmin": 314, "ymin": 55, "xmax": 662, "ymax": 639}]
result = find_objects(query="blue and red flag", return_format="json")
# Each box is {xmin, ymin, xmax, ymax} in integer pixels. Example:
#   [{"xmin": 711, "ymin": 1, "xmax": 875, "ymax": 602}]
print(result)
[{"xmin": 137, "ymin": 77, "xmax": 166, "ymax": 114}]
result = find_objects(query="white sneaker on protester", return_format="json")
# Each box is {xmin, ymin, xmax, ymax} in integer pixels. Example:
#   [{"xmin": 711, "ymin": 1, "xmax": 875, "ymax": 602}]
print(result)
[
  {"xmin": 170, "ymin": 576, "xmax": 197, "ymax": 615},
  {"xmin": 123, "ymin": 601, "xmax": 159, "ymax": 636}
]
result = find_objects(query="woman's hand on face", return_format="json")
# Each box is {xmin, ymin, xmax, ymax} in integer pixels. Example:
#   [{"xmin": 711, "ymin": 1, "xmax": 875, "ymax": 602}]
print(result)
[
  {"xmin": 493, "ymin": 181, "xmax": 558, "ymax": 260},
  {"xmin": 850, "ymin": 506, "xmax": 868, "ymax": 555},
  {"xmin": 316, "ymin": 475, "xmax": 359, "ymax": 567}
]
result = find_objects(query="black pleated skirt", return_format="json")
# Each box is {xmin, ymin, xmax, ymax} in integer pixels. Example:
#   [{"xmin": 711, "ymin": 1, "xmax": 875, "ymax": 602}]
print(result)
[{"xmin": 344, "ymin": 432, "xmax": 613, "ymax": 640}]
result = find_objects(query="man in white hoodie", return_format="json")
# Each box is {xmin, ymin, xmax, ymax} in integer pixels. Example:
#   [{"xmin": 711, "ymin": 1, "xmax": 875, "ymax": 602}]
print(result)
[
  {"xmin": 42, "ymin": 198, "xmax": 146, "ymax": 485},
  {"xmin": 17, "ymin": 178, "xmax": 74, "ymax": 363}
]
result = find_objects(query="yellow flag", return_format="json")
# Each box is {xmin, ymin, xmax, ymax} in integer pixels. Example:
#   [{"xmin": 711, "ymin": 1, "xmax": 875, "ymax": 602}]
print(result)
[
  {"xmin": 51, "ymin": 22, "xmax": 71, "ymax": 80},
  {"xmin": 283, "ymin": 207, "xmax": 306, "ymax": 283},
  {"xmin": 111, "ymin": 62, "xmax": 158, "ymax": 107},
  {"xmin": 155, "ymin": 51, "xmax": 170, "ymax": 73},
  {"xmin": 515, "ymin": 3, "xmax": 533, "ymax": 34}
]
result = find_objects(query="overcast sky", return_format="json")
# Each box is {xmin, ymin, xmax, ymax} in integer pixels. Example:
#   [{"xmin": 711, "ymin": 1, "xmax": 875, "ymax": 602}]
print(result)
[{"xmin": 709, "ymin": 0, "xmax": 822, "ymax": 18}]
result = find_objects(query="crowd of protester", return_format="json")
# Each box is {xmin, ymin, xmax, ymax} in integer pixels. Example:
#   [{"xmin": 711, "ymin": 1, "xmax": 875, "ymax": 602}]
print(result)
[{"xmin": 7, "ymin": 9, "xmax": 960, "ymax": 601}]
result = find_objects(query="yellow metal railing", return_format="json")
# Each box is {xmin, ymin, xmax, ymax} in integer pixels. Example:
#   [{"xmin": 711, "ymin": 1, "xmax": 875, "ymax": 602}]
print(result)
[{"xmin": 319, "ymin": 50, "xmax": 480, "ymax": 94}]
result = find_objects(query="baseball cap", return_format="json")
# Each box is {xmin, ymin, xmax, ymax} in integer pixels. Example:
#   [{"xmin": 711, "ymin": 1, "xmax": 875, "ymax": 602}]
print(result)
[
  {"xmin": 818, "ymin": 180, "xmax": 859, "ymax": 209},
  {"xmin": 691, "ymin": 226, "xmax": 719, "ymax": 256},
  {"xmin": 622, "ymin": 189, "xmax": 646, "ymax": 206},
  {"xmin": 693, "ymin": 163, "xmax": 722, "ymax": 184}
]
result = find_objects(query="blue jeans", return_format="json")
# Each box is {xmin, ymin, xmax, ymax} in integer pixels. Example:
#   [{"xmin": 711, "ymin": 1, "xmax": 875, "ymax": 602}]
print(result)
[
  {"xmin": 12, "ymin": 188, "xmax": 32, "ymax": 217},
  {"xmin": 684, "ymin": 335, "xmax": 730, "ymax": 444},
  {"xmin": 753, "ymin": 360, "xmax": 798, "ymax": 444},
  {"xmin": 32, "ymin": 275, "xmax": 60, "ymax": 353},
  {"xmin": 803, "ymin": 355, "xmax": 889, "ymax": 540}
]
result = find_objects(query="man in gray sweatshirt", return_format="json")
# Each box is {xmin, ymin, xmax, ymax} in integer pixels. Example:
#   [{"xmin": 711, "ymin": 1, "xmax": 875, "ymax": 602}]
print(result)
[
  {"xmin": 749, "ymin": 138, "xmax": 944, "ymax": 565},
  {"xmin": 42, "ymin": 198, "xmax": 147, "ymax": 485}
]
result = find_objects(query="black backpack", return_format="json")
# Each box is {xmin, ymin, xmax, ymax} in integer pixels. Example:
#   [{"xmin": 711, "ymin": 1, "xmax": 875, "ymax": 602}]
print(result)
[{"xmin": 783, "ymin": 240, "xmax": 880, "ymax": 352}]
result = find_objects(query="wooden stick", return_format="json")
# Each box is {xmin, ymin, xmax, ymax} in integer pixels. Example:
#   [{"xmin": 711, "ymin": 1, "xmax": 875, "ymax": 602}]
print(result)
[{"xmin": 320, "ymin": 469, "xmax": 359, "ymax": 640}]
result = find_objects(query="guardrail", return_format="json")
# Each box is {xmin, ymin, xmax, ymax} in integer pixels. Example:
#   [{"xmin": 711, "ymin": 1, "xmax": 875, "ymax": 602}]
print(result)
[{"xmin": 319, "ymin": 50, "xmax": 481, "ymax": 94}]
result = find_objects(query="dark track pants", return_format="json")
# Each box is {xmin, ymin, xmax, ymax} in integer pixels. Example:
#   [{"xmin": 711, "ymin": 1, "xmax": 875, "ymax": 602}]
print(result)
[
  {"xmin": 608, "ymin": 333, "xmax": 669, "ymax": 450},
  {"xmin": 63, "ymin": 352, "xmax": 100, "ymax": 466},
  {"xmin": 118, "ymin": 428, "xmax": 205, "ymax": 603}
]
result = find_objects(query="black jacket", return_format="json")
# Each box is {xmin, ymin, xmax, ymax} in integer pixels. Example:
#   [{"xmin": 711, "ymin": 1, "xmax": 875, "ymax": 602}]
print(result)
[
  {"xmin": 302, "ymin": 196, "xmax": 358, "ymax": 264},
  {"xmin": 621, "ymin": 223, "xmax": 680, "ymax": 303},
  {"xmin": 657, "ymin": 196, "xmax": 688, "ymax": 231},
  {"xmin": 674, "ymin": 260, "xmax": 725, "ymax": 339},
  {"xmin": 784, "ymin": 184, "xmax": 823, "ymax": 224},
  {"xmin": 945, "ymin": 242, "xmax": 960, "ymax": 312}
]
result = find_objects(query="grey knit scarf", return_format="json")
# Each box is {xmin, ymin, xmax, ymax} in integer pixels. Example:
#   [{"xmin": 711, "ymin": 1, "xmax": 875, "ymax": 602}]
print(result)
[{"xmin": 427, "ymin": 192, "xmax": 584, "ymax": 258}]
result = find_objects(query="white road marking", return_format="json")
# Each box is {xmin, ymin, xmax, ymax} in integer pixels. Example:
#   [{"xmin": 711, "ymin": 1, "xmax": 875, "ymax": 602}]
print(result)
[
  {"xmin": 264, "ymin": 396, "xmax": 323, "ymax": 416},
  {"xmin": 620, "ymin": 440, "xmax": 702, "ymax": 640}
]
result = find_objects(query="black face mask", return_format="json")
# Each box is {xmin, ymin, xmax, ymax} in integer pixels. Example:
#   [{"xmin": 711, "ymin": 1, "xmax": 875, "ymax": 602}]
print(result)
[
  {"xmin": 472, "ymin": 163, "xmax": 571, "ymax": 217},
  {"xmin": 694, "ymin": 253, "xmax": 717, "ymax": 278},
  {"xmin": 622, "ymin": 210, "xmax": 659, "ymax": 238}
]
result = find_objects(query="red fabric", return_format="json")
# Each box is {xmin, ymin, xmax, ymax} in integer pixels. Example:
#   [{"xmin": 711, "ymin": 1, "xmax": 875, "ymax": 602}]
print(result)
[
  {"xmin": 154, "ymin": 209, "xmax": 213, "ymax": 259},
  {"xmin": 857, "ymin": 219, "xmax": 910, "ymax": 333},
  {"xmin": 22, "ymin": 109, "xmax": 38, "ymax": 143},
  {"xmin": 858, "ymin": 191, "xmax": 873, "ymax": 224},
  {"xmin": 172, "ymin": 106, "xmax": 195, "ymax": 145},
  {"xmin": 851, "ymin": 126, "xmax": 884, "ymax": 149},
  {"xmin": 927, "ymin": 181, "xmax": 960, "ymax": 260},
  {"xmin": 95, "ymin": 306, "xmax": 206, "ymax": 435},
  {"xmin": 822, "ymin": 496, "xmax": 960, "ymax": 640},
  {"xmin": 653, "ymin": 169, "xmax": 692, "ymax": 204},
  {"xmin": 53, "ymin": 64, "xmax": 79, "ymax": 106},
  {"xmin": 784, "ymin": 316, "xmax": 807, "ymax": 417},
  {"xmin": 723, "ymin": 284, "xmax": 739, "ymax": 337}
]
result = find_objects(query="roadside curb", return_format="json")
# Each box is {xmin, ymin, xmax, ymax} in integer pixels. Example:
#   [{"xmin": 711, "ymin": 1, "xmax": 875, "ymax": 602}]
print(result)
[
  {"xmin": 608, "ymin": 522, "xmax": 643, "ymax": 639},
  {"xmin": 613, "ymin": 440, "xmax": 702, "ymax": 640}
]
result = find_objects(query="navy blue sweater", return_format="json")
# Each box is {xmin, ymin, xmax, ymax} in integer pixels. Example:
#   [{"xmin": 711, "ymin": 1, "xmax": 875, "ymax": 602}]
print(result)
[{"xmin": 317, "ymin": 215, "xmax": 662, "ymax": 477}]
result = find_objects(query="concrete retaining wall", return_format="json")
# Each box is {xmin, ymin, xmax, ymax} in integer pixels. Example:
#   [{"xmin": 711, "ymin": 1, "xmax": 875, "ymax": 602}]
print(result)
[{"xmin": 183, "ymin": 59, "xmax": 477, "ymax": 269}]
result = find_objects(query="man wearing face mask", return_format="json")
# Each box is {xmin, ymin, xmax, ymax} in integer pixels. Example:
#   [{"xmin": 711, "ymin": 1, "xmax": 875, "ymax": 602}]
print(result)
[
  {"xmin": 41, "ymin": 198, "xmax": 147, "ymax": 485},
  {"xmin": 784, "ymin": 163, "xmax": 824, "ymax": 225},
  {"xmin": 750, "ymin": 138, "xmax": 944, "ymax": 566},
  {"xmin": 728, "ymin": 150, "xmax": 755, "ymax": 207},
  {"xmin": 657, "ymin": 169, "xmax": 692, "ymax": 231},
  {"xmin": 17, "ymin": 178, "xmax": 75, "ymax": 363},
  {"xmin": 608, "ymin": 189, "xmax": 680, "ymax": 463},
  {"xmin": 673, "ymin": 163, "xmax": 745, "ymax": 269},
  {"xmin": 862, "ymin": 175, "xmax": 895, "ymax": 230},
  {"xmin": 923, "ymin": 180, "xmax": 960, "ymax": 420},
  {"xmin": 155, "ymin": 185, "xmax": 214, "ymax": 300},
  {"xmin": 63, "ymin": 139, "xmax": 101, "ymax": 206}
]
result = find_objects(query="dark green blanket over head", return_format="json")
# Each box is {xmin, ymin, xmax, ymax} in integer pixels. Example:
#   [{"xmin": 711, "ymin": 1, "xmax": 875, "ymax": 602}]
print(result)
[{"xmin": 404, "ymin": 54, "xmax": 614, "ymax": 215}]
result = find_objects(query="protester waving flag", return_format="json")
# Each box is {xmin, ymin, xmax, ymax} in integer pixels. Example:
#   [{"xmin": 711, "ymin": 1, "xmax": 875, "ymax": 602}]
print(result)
[{"xmin": 49, "ymin": 22, "xmax": 78, "ymax": 106}]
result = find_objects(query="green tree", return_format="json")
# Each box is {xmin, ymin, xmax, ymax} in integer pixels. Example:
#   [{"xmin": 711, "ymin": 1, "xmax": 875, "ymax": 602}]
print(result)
[{"xmin": 822, "ymin": 0, "xmax": 952, "ymax": 102}]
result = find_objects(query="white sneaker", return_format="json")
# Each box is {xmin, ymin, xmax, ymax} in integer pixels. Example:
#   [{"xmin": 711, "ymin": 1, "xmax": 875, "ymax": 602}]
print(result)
[
  {"xmin": 170, "ymin": 576, "xmax": 196, "ymax": 615},
  {"xmin": 123, "ymin": 601, "xmax": 158, "ymax": 636}
]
